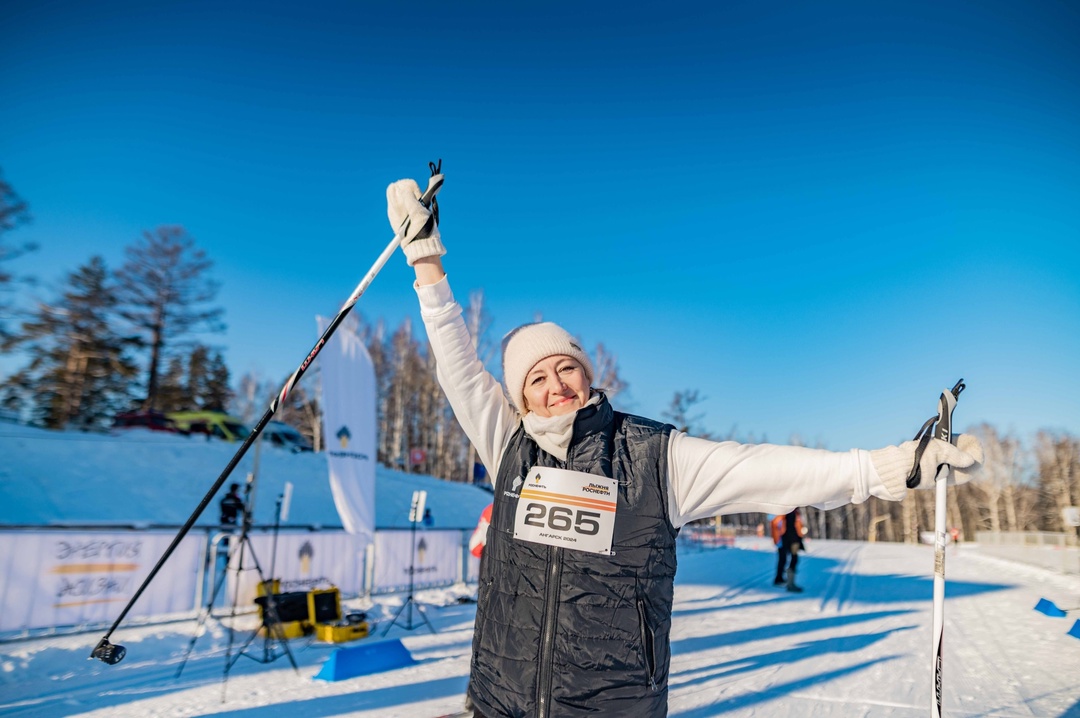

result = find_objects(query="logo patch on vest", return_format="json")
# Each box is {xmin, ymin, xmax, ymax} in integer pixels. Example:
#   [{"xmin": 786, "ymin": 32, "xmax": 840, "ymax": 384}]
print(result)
[{"xmin": 513, "ymin": 466, "xmax": 617, "ymax": 555}]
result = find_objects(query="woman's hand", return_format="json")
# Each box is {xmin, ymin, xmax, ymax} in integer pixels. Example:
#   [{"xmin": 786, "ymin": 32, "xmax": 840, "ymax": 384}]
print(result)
[
  {"xmin": 387, "ymin": 178, "xmax": 446, "ymax": 266},
  {"xmin": 870, "ymin": 433, "xmax": 983, "ymax": 500}
]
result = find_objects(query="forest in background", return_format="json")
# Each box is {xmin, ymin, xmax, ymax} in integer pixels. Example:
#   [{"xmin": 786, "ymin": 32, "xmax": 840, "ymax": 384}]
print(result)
[{"xmin": 2, "ymin": 169, "xmax": 1077, "ymax": 543}]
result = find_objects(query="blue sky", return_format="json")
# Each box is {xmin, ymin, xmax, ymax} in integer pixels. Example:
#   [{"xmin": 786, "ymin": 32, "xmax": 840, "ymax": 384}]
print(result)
[{"xmin": 2, "ymin": 0, "xmax": 1078, "ymax": 451}]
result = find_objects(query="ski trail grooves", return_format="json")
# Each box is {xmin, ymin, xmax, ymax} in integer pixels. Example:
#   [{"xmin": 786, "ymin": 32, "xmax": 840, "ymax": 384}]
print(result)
[{"xmin": 815, "ymin": 541, "xmax": 863, "ymax": 613}]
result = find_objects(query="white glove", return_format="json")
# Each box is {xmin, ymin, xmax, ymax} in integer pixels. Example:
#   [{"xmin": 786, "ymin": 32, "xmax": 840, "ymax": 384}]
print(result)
[
  {"xmin": 870, "ymin": 433, "xmax": 984, "ymax": 501},
  {"xmin": 386, "ymin": 178, "xmax": 445, "ymax": 266}
]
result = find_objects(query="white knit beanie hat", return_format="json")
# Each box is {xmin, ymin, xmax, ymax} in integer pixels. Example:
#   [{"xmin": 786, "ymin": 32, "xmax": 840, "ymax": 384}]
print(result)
[{"xmin": 501, "ymin": 322, "xmax": 595, "ymax": 414}]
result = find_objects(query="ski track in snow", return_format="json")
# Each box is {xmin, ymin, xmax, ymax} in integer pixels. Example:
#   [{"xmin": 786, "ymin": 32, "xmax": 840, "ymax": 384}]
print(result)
[{"xmin": 2, "ymin": 537, "xmax": 1079, "ymax": 717}]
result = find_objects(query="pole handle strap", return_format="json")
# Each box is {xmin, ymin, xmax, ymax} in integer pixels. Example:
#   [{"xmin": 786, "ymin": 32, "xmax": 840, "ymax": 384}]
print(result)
[{"xmin": 905, "ymin": 379, "xmax": 965, "ymax": 489}]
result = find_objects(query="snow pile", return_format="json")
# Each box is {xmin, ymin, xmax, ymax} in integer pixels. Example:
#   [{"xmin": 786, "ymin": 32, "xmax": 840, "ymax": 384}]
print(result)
[{"xmin": 0, "ymin": 423, "xmax": 492, "ymax": 529}]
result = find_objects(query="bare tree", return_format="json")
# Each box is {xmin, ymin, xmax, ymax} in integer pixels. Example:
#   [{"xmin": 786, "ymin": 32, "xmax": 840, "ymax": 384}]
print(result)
[
  {"xmin": 381, "ymin": 318, "xmax": 424, "ymax": 470},
  {"xmin": 232, "ymin": 370, "xmax": 276, "ymax": 426},
  {"xmin": 462, "ymin": 289, "xmax": 494, "ymax": 483},
  {"xmin": 592, "ymin": 343, "xmax": 628, "ymax": 404},
  {"xmin": 276, "ymin": 380, "xmax": 321, "ymax": 451},
  {"xmin": 113, "ymin": 226, "xmax": 224, "ymax": 410},
  {"xmin": 1035, "ymin": 430, "xmax": 1080, "ymax": 533},
  {"xmin": 958, "ymin": 424, "xmax": 1026, "ymax": 536},
  {"xmin": 662, "ymin": 389, "xmax": 713, "ymax": 438}
]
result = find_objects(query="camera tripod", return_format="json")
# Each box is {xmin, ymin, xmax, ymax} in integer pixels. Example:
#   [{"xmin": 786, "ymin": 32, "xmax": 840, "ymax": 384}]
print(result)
[
  {"xmin": 175, "ymin": 477, "xmax": 299, "ymax": 695},
  {"xmin": 382, "ymin": 500, "xmax": 436, "ymax": 636}
]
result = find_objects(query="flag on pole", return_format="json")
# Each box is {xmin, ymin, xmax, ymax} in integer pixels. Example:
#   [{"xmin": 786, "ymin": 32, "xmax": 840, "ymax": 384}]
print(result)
[{"xmin": 318, "ymin": 315, "xmax": 376, "ymax": 544}]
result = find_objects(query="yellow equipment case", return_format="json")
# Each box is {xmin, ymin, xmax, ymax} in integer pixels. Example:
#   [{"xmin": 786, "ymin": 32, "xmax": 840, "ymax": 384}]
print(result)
[{"xmin": 254, "ymin": 584, "xmax": 368, "ymax": 643}]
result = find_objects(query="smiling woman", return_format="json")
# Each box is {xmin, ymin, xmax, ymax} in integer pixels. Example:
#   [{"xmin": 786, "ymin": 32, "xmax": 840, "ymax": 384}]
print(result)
[{"xmin": 386, "ymin": 173, "xmax": 984, "ymax": 718}]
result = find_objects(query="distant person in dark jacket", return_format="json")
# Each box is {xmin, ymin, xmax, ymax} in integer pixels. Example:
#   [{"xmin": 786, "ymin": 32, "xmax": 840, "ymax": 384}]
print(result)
[
  {"xmin": 772, "ymin": 508, "xmax": 807, "ymax": 592},
  {"xmin": 219, "ymin": 482, "xmax": 244, "ymax": 526}
]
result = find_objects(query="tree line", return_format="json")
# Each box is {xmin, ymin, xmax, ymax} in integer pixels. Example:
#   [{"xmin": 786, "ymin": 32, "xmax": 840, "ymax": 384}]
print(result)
[
  {"xmin": 233, "ymin": 295, "xmax": 632, "ymax": 487},
  {"xmin": 666, "ymin": 393, "xmax": 1080, "ymax": 541},
  {"xmin": 2, "ymin": 169, "xmax": 1077, "ymax": 540},
  {"xmin": 793, "ymin": 424, "xmax": 1079, "ymax": 545}
]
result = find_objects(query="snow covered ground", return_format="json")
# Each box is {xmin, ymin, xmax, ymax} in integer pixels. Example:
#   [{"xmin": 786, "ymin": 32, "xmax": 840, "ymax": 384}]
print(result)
[
  {"xmin": 2, "ymin": 537, "xmax": 1079, "ymax": 717},
  {"xmin": 3, "ymin": 424, "xmax": 1079, "ymax": 716}
]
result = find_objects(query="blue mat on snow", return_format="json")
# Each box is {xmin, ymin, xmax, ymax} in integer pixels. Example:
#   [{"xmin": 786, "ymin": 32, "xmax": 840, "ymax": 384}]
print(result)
[
  {"xmin": 1034, "ymin": 598, "xmax": 1068, "ymax": 618},
  {"xmin": 313, "ymin": 638, "xmax": 416, "ymax": 681}
]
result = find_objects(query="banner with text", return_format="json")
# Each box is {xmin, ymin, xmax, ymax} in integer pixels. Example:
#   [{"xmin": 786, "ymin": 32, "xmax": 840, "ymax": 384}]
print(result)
[
  {"xmin": 0, "ymin": 530, "xmax": 203, "ymax": 632},
  {"xmin": 372, "ymin": 530, "xmax": 461, "ymax": 593},
  {"xmin": 318, "ymin": 315, "xmax": 377, "ymax": 545},
  {"xmin": 227, "ymin": 531, "xmax": 366, "ymax": 608}
]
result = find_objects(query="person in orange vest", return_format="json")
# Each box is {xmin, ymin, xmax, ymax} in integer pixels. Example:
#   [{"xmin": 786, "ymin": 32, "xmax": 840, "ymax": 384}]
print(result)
[
  {"xmin": 469, "ymin": 503, "xmax": 494, "ymax": 558},
  {"xmin": 771, "ymin": 508, "xmax": 807, "ymax": 592}
]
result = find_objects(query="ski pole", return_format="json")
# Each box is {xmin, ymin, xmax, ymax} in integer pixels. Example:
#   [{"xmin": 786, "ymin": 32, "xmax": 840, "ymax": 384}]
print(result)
[
  {"xmin": 90, "ymin": 161, "xmax": 444, "ymax": 665},
  {"xmin": 907, "ymin": 379, "xmax": 964, "ymax": 717}
]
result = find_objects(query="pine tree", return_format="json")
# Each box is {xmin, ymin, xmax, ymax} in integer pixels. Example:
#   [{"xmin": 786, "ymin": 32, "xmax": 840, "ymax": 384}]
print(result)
[
  {"xmin": 185, "ymin": 344, "xmax": 210, "ymax": 408},
  {"xmin": 1, "ymin": 257, "xmax": 138, "ymax": 429},
  {"xmin": 113, "ymin": 226, "xmax": 225, "ymax": 411},
  {"xmin": 156, "ymin": 356, "xmax": 187, "ymax": 412},
  {"xmin": 0, "ymin": 170, "xmax": 35, "ymax": 345},
  {"xmin": 202, "ymin": 350, "xmax": 231, "ymax": 411}
]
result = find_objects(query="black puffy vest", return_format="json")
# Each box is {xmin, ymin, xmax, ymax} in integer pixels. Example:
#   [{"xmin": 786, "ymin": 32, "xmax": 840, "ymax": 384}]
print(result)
[{"xmin": 469, "ymin": 396, "xmax": 678, "ymax": 718}]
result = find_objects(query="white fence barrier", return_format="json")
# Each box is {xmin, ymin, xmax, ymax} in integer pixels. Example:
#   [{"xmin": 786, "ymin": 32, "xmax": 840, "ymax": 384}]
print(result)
[
  {"xmin": 974, "ymin": 531, "xmax": 1080, "ymax": 575},
  {"xmin": 0, "ymin": 530, "xmax": 204, "ymax": 632},
  {"xmin": 372, "ymin": 529, "xmax": 462, "ymax": 593},
  {"xmin": 0, "ymin": 526, "xmax": 480, "ymax": 633}
]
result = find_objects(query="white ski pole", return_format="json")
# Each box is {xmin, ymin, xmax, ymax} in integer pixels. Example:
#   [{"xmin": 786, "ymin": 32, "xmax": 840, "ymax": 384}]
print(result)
[
  {"xmin": 90, "ymin": 161, "xmax": 444, "ymax": 665},
  {"xmin": 908, "ymin": 379, "xmax": 964, "ymax": 717}
]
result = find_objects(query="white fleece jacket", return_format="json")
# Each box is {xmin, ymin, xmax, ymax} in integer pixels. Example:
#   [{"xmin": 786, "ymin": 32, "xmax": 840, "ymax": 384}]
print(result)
[{"xmin": 416, "ymin": 275, "xmax": 898, "ymax": 529}]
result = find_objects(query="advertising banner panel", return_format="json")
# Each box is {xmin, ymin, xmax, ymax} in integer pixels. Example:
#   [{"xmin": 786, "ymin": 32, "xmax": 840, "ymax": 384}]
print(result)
[
  {"xmin": 372, "ymin": 529, "xmax": 460, "ymax": 593},
  {"xmin": 226, "ymin": 531, "xmax": 365, "ymax": 608},
  {"xmin": 0, "ymin": 530, "xmax": 203, "ymax": 632}
]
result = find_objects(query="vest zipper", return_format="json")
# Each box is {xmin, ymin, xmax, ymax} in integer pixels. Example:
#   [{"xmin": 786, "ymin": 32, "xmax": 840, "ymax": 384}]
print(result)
[
  {"xmin": 537, "ymin": 545, "xmax": 562, "ymax": 718},
  {"xmin": 538, "ymin": 444, "xmax": 574, "ymax": 718},
  {"xmin": 637, "ymin": 598, "xmax": 658, "ymax": 691}
]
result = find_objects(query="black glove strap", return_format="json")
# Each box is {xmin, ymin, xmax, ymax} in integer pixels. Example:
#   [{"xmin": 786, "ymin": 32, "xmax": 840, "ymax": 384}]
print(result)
[
  {"xmin": 414, "ymin": 159, "xmax": 442, "ymax": 240},
  {"xmin": 905, "ymin": 415, "xmax": 938, "ymax": 489},
  {"xmin": 428, "ymin": 159, "xmax": 441, "ymax": 227}
]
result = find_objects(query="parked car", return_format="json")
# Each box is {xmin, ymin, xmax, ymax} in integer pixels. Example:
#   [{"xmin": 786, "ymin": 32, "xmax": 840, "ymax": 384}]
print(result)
[
  {"xmin": 167, "ymin": 411, "xmax": 251, "ymax": 442},
  {"xmin": 263, "ymin": 421, "xmax": 314, "ymax": 453},
  {"xmin": 113, "ymin": 410, "xmax": 182, "ymax": 433}
]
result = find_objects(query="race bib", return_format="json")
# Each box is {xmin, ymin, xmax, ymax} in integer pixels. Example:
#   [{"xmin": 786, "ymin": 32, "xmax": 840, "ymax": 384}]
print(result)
[{"xmin": 513, "ymin": 466, "xmax": 618, "ymax": 554}]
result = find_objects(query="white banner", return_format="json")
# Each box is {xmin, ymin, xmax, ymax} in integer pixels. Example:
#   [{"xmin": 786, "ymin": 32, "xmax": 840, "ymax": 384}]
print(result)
[
  {"xmin": 0, "ymin": 530, "xmax": 203, "ymax": 632},
  {"xmin": 318, "ymin": 315, "xmax": 376, "ymax": 544},
  {"xmin": 226, "ymin": 531, "xmax": 366, "ymax": 608},
  {"xmin": 372, "ymin": 530, "xmax": 461, "ymax": 592},
  {"xmin": 466, "ymin": 553, "xmax": 481, "ymax": 583}
]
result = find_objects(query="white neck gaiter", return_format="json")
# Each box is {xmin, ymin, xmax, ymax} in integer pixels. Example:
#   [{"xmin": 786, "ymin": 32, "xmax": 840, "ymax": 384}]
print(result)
[{"xmin": 521, "ymin": 394, "xmax": 601, "ymax": 462}]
